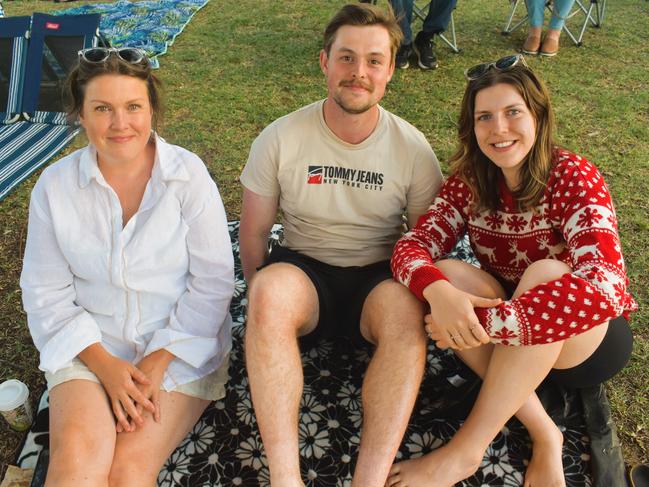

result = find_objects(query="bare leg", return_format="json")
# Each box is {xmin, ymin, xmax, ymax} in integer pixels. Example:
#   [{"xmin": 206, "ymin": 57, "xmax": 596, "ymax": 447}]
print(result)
[
  {"xmin": 109, "ymin": 391, "xmax": 209, "ymax": 486},
  {"xmin": 245, "ymin": 263, "xmax": 319, "ymax": 487},
  {"xmin": 352, "ymin": 280, "xmax": 427, "ymax": 487},
  {"xmin": 388, "ymin": 259, "xmax": 607, "ymax": 487},
  {"xmin": 46, "ymin": 380, "xmax": 116, "ymax": 487}
]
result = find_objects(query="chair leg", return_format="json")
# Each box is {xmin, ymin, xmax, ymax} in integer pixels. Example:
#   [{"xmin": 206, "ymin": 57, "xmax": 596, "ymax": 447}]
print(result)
[
  {"xmin": 502, "ymin": 0, "xmax": 528, "ymax": 35},
  {"xmin": 438, "ymin": 12, "xmax": 460, "ymax": 53}
]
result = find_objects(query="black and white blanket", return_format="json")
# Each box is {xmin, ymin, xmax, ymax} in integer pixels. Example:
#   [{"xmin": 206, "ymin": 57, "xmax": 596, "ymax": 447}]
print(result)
[{"xmin": 18, "ymin": 222, "xmax": 625, "ymax": 486}]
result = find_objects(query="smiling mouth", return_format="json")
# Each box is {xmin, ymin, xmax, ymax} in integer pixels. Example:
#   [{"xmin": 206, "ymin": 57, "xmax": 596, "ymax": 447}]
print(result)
[
  {"xmin": 492, "ymin": 140, "xmax": 516, "ymax": 149},
  {"xmin": 109, "ymin": 136, "xmax": 134, "ymax": 143}
]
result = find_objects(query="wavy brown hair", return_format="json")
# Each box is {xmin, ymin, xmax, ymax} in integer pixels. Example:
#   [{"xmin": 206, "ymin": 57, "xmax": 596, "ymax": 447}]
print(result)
[
  {"xmin": 449, "ymin": 64, "xmax": 556, "ymax": 212},
  {"xmin": 323, "ymin": 3, "xmax": 403, "ymax": 65},
  {"xmin": 65, "ymin": 51, "xmax": 163, "ymax": 130}
]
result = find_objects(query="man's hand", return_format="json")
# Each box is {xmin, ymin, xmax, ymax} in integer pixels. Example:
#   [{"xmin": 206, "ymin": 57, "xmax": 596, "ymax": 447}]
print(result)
[{"xmin": 422, "ymin": 280, "xmax": 501, "ymax": 350}]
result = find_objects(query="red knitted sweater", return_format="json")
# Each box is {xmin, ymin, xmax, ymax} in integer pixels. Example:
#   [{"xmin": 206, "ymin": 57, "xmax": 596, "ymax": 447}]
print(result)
[{"xmin": 391, "ymin": 150, "xmax": 637, "ymax": 346}]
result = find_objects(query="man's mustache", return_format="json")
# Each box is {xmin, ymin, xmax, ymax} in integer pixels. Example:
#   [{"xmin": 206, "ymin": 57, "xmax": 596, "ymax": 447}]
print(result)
[{"xmin": 339, "ymin": 80, "xmax": 373, "ymax": 91}]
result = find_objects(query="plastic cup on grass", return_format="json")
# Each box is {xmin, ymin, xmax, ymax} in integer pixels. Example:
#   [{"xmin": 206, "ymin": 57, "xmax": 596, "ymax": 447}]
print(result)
[{"xmin": 0, "ymin": 379, "xmax": 33, "ymax": 431}]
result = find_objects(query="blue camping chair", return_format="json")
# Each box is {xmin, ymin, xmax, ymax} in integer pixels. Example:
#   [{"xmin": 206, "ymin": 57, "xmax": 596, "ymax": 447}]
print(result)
[
  {"xmin": 0, "ymin": 13, "xmax": 100, "ymax": 201},
  {"xmin": 0, "ymin": 16, "xmax": 29, "ymax": 125}
]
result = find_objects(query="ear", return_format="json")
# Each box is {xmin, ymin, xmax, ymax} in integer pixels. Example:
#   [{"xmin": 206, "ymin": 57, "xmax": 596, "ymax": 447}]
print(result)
[
  {"xmin": 319, "ymin": 49, "xmax": 329, "ymax": 76},
  {"xmin": 78, "ymin": 109, "xmax": 86, "ymax": 129},
  {"xmin": 387, "ymin": 58, "xmax": 395, "ymax": 83}
]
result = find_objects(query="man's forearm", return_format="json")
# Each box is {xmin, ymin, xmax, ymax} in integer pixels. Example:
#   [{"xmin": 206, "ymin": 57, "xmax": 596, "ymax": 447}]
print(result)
[{"xmin": 240, "ymin": 233, "xmax": 270, "ymax": 283}]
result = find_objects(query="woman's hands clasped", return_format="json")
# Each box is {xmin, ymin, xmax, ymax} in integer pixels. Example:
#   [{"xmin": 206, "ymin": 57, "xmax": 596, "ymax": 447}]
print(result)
[
  {"xmin": 422, "ymin": 280, "xmax": 501, "ymax": 350},
  {"xmin": 123, "ymin": 349, "xmax": 176, "ymax": 432},
  {"xmin": 79, "ymin": 344, "xmax": 174, "ymax": 433}
]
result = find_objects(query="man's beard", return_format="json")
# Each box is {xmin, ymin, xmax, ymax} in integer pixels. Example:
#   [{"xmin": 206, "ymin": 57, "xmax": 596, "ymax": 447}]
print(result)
[{"xmin": 332, "ymin": 80, "xmax": 375, "ymax": 115}]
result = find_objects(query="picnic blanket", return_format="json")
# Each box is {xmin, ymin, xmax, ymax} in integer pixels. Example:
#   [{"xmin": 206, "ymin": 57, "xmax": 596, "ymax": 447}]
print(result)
[
  {"xmin": 17, "ymin": 222, "xmax": 626, "ymax": 486},
  {"xmin": 55, "ymin": 0, "xmax": 210, "ymax": 68}
]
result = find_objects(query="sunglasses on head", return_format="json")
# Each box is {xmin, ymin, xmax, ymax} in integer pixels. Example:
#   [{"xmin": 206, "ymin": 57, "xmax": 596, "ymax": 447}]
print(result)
[
  {"xmin": 78, "ymin": 47, "xmax": 149, "ymax": 65},
  {"xmin": 464, "ymin": 54, "xmax": 528, "ymax": 81}
]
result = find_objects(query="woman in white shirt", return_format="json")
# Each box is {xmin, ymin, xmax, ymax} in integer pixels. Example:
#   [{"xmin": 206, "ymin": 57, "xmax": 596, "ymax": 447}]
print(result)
[{"xmin": 20, "ymin": 47, "xmax": 234, "ymax": 486}]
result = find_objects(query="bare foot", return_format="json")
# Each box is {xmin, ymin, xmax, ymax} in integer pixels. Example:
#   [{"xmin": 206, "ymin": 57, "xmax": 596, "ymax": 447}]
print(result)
[
  {"xmin": 524, "ymin": 424, "xmax": 566, "ymax": 487},
  {"xmin": 385, "ymin": 445, "xmax": 482, "ymax": 487}
]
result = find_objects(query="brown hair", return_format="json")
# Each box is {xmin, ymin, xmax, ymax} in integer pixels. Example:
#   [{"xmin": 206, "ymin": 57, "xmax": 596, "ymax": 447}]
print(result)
[
  {"xmin": 65, "ymin": 52, "xmax": 163, "ymax": 129},
  {"xmin": 323, "ymin": 3, "xmax": 403, "ymax": 64},
  {"xmin": 449, "ymin": 65, "xmax": 556, "ymax": 212}
]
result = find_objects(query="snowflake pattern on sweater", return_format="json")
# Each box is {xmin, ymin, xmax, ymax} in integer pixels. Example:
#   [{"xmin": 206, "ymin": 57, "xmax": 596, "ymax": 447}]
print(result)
[{"xmin": 391, "ymin": 150, "xmax": 637, "ymax": 346}]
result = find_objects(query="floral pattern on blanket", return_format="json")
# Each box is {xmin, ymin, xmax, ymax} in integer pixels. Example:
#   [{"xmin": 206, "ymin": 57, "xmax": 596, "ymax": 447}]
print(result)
[{"xmin": 19, "ymin": 222, "xmax": 592, "ymax": 486}]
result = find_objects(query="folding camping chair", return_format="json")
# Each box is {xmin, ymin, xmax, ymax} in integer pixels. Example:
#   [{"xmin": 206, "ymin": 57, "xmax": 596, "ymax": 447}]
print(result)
[
  {"xmin": 502, "ymin": 0, "xmax": 606, "ymax": 47},
  {"xmin": 412, "ymin": 2, "xmax": 461, "ymax": 53},
  {"xmin": 0, "ymin": 13, "xmax": 100, "ymax": 201}
]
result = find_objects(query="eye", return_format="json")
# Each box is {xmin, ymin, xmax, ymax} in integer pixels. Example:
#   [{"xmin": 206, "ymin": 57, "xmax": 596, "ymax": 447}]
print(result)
[
  {"xmin": 370, "ymin": 58, "xmax": 382, "ymax": 66},
  {"xmin": 341, "ymin": 55, "xmax": 353, "ymax": 62},
  {"xmin": 476, "ymin": 113, "xmax": 491, "ymax": 121},
  {"xmin": 128, "ymin": 103, "xmax": 142, "ymax": 111},
  {"xmin": 94, "ymin": 105, "xmax": 109, "ymax": 112},
  {"xmin": 507, "ymin": 108, "xmax": 521, "ymax": 116}
]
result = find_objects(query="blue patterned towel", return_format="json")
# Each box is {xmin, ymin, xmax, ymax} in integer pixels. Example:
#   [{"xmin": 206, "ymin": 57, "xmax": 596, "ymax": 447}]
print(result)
[{"xmin": 55, "ymin": 0, "xmax": 210, "ymax": 68}]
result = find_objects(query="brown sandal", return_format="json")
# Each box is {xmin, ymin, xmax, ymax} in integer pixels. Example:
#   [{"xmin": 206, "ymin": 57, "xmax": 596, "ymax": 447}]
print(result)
[
  {"xmin": 522, "ymin": 35, "xmax": 541, "ymax": 55},
  {"xmin": 540, "ymin": 36, "xmax": 560, "ymax": 57}
]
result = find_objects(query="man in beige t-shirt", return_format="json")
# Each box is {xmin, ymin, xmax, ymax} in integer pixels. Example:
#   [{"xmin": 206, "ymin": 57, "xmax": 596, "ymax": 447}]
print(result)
[{"xmin": 240, "ymin": 4, "xmax": 443, "ymax": 487}]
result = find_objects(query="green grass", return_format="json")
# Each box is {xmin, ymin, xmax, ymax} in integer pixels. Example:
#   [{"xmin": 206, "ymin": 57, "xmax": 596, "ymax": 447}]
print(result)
[{"xmin": 1, "ymin": 0, "xmax": 648, "ymax": 477}]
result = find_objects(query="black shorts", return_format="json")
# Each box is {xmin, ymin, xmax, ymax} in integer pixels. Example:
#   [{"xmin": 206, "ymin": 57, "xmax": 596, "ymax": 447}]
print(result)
[
  {"xmin": 547, "ymin": 316, "xmax": 633, "ymax": 389},
  {"xmin": 263, "ymin": 245, "xmax": 392, "ymax": 348}
]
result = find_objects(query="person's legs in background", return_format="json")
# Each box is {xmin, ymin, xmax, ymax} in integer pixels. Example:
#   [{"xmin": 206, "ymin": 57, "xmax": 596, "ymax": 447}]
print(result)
[
  {"xmin": 413, "ymin": 0, "xmax": 457, "ymax": 69},
  {"xmin": 541, "ymin": 0, "xmax": 576, "ymax": 55},
  {"xmin": 523, "ymin": 0, "xmax": 545, "ymax": 54},
  {"xmin": 524, "ymin": 0, "xmax": 577, "ymax": 56},
  {"xmin": 391, "ymin": 0, "xmax": 415, "ymax": 68}
]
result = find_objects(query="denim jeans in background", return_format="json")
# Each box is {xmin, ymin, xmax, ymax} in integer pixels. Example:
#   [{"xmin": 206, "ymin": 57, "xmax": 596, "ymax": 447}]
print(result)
[
  {"xmin": 527, "ymin": 0, "xmax": 576, "ymax": 30},
  {"xmin": 390, "ymin": 0, "xmax": 457, "ymax": 44}
]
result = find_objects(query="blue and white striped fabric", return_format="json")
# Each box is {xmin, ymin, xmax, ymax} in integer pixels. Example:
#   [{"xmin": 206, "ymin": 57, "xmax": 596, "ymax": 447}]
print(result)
[
  {"xmin": 0, "ymin": 16, "xmax": 30, "ymax": 124},
  {"xmin": 0, "ymin": 14, "xmax": 99, "ymax": 201},
  {"xmin": 0, "ymin": 122, "xmax": 80, "ymax": 200}
]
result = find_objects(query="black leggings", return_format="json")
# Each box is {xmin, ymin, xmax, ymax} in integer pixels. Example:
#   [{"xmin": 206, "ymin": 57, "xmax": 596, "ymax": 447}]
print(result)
[{"xmin": 547, "ymin": 316, "xmax": 633, "ymax": 389}]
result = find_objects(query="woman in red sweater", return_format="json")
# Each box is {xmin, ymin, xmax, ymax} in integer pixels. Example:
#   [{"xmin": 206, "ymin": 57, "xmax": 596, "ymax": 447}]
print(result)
[{"xmin": 388, "ymin": 55, "xmax": 637, "ymax": 487}]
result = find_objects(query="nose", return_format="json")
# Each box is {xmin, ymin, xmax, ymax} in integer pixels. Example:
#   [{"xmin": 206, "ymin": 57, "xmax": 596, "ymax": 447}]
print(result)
[
  {"xmin": 110, "ymin": 109, "xmax": 128, "ymax": 130},
  {"xmin": 351, "ymin": 60, "xmax": 366, "ymax": 79},
  {"xmin": 491, "ymin": 113, "xmax": 507, "ymax": 133}
]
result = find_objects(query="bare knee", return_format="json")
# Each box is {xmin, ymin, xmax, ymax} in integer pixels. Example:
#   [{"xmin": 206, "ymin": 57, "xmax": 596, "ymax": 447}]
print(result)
[
  {"xmin": 436, "ymin": 259, "xmax": 506, "ymax": 299},
  {"xmin": 361, "ymin": 280, "xmax": 426, "ymax": 346},
  {"xmin": 47, "ymin": 435, "xmax": 112, "ymax": 485},
  {"xmin": 246, "ymin": 263, "xmax": 318, "ymax": 335},
  {"xmin": 109, "ymin": 448, "xmax": 160, "ymax": 487},
  {"xmin": 515, "ymin": 259, "xmax": 572, "ymax": 297}
]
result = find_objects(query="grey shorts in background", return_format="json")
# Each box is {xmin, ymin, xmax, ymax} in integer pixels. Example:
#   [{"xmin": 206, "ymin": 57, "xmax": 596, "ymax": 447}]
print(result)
[{"xmin": 45, "ymin": 355, "xmax": 230, "ymax": 402}]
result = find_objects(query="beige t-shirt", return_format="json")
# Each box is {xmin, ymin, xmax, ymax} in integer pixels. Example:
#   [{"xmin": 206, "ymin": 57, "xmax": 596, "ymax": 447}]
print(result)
[{"xmin": 240, "ymin": 100, "xmax": 443, "ymax": 267}]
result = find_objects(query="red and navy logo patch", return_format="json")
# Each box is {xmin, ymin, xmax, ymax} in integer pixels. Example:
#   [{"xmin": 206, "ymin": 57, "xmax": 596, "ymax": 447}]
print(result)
[{"xmin": 307, "ymin": 166, "xmax": 323, "ymax": 184}]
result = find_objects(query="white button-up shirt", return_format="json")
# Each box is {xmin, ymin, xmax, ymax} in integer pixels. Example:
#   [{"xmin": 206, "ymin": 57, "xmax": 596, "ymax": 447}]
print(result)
[{"xmin": 20, "ymin": 136, "xmax": 234, "ymax": 390}]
